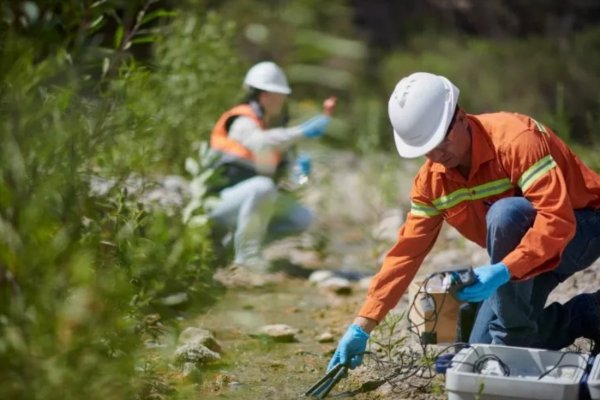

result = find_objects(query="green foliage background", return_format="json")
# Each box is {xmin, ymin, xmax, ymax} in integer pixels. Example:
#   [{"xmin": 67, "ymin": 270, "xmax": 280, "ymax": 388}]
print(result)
[
  {"xmin": 2, "ymin": 0, "xmax": 600, "ymax": 398},
  {"xmin": 0, "ymin": 2, "xmax": 241, "ymax": 398}
]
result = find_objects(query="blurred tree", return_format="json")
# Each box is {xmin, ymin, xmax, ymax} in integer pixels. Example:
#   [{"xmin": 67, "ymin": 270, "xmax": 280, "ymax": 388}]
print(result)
[{"xmin": 349, "ymin": 0, "xmax": 600, "ymax": 146}]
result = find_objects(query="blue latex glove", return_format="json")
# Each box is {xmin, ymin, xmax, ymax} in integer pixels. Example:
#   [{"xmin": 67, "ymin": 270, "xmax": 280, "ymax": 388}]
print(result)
[
  {"xmin": 327, "ymin": 324, "xmax": 369, "ymax": 372},
  {"xmin": 296, "ymin": 154, "xmax": 312, "ymax": 176},
  {"xmin": 300, "ymin": 114, "xmax": 330, "ymax": 138},
  {"xmin": 457, "ymin": 262, "xmax": 510, "ymax": 302}
]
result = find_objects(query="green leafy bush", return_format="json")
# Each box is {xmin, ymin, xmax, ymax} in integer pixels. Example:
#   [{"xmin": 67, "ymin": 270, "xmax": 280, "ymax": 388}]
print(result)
[
  {"xmin": 380, "ymin": 32, "xmax": 600, "ymax": 148},
  {"xmin": 0, "ymin": 5, "xmax": 240, "ymax": 399}
]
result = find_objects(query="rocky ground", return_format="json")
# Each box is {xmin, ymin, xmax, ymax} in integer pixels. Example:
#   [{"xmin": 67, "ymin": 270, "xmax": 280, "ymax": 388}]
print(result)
[{"xmin": 189, "ymin": 150, "xmax": 600, "ymax": 399}]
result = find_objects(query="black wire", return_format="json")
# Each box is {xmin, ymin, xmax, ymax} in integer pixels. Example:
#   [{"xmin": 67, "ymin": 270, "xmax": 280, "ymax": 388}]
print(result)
[
  {"xmin": 405, "ymin": 275, "xmax": 443, "ymax": 349},
  {"xmin": 365, "ymin": 273, "xmax": 462, "ymax": 395},
  {"xmin": 472, "ymin": 353, "xmax": 511, "ymax": 376},
  {"xmin": 536, "ymin": 351, "xmax": 588, "ymax": 380}
]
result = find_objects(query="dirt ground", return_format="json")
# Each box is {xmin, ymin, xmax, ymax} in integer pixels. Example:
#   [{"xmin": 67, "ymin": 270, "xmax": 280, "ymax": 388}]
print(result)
[{"xmin": 197, "ymin": 235, "xmax": 599, "ymax": 399}]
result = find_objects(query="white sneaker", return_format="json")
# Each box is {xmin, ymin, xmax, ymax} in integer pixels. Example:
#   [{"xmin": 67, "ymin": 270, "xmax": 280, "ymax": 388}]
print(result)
[{"xmin": 213, "ymin": 262, "xmax": 281, "ymax": 289}]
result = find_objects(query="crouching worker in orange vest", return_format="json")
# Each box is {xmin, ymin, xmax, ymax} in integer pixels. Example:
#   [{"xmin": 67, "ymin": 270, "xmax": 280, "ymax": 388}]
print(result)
[
  {"xmin": 328, "ymin": 72, "xmax": 600, "ymax": 372},
  {"xmin": 209, "ymin": 61, "xmax": 331, "ymax": 272}
]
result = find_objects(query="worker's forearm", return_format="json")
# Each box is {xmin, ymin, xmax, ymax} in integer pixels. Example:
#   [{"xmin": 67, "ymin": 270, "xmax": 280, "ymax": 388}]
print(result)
[{"xmin": 352, "ymin": 316, "xmax": 378, "ymax": 334}]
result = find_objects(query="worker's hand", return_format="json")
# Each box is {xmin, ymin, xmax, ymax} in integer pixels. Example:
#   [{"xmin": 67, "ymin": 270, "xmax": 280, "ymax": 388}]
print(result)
[
  {"xmin": 457, "ymin": 262, "xmax": 510, "ymax": 302},
  {"xmin": 300, "ymin": 114, "xmax": 330, "ymax": 138},
  {"xmin": 323, "ymin": 96, "xmax": 337, "ymax": 116},
  {"xmin": 295, "ymin": 154, "xmax": 311, "ymax": 176},
  {"xmin": 327, "ymin": 324, "xmax": 369, "ymax": 372}
]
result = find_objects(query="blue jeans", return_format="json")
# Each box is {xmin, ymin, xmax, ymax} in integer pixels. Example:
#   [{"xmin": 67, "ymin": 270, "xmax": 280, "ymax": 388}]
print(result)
[
  {"xmin": 209, "ymin": 176, "xmax": 313, "ymax": 265},
  {"xmin": 468, "ymin": 197, "xmax": 600, "ymax": 349}
]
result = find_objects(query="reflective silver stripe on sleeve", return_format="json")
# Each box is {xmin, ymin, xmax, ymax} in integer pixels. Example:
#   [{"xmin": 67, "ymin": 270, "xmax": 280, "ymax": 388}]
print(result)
[
  {"xmin": 532, "ymin": 118, "xmax": 548, "ymax": 135},
  {"xmin": 410, "ymin": 201, "xmax": 441, "ymax": 217},
  {"xmin": 517, "ymin": 155, "xmax": 557, "ymax": 191},
  {"xmin": 431, "ymin": 178, "xmax": 513, "ymax": 210}
]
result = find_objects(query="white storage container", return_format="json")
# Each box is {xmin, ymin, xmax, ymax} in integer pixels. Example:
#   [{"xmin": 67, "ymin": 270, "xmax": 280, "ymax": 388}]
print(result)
[
  {"xmin": 589, "ymin": 356, "xmax": 600, "ymax": 400},
  {"xmin": 445, "ymin": 344, "xmax": 589, "ymax": 400}
]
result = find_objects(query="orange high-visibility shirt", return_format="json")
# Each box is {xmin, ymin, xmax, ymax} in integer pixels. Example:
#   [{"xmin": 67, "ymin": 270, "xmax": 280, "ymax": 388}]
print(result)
[
  {"xmin": 210, "ymin": 104, "xmax": 282, "ymax": 166},
  {"xmin": 359, "ymin": 112, "xmax": 600, "ymax": 322}
]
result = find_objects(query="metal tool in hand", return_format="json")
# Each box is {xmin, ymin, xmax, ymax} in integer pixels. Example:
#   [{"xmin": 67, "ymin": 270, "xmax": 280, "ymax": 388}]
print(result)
[
  {"xmin": 304, "ymin": 363, "xmax": 348, "ymax": 399},
  {"xmin": 439, "ymin": 267, "xmax": 477, "ymax": 298}
]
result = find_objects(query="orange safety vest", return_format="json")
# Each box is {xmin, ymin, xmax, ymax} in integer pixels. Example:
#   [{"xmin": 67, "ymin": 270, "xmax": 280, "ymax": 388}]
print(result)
[
  {"xmin": 359, "ymin": 112, "xmax": 600, "ymax": 322},
  {"xmin": 210, "ymin": 104, "xmax": 282, "ymax": 167}
]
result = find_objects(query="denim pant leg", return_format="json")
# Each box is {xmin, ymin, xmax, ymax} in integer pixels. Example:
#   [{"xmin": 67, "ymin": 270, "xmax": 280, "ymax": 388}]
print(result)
[
  {"xmin": 209, "ymin": 176, "xmax": 277, "ymax": 264},
  {"xmin": 470, "ymin": 198, "xmax": 600, "ymax": 348},
  {"xmin": 264, "ymin": 192, "xmax": 313, "ymax": 243},
  {"xmin": 534, "ymin": 208, "xmax": 600, "ymax": 349},
  {"xmin": 469, "ymin": 197, "xmax": 538, "ymax": 346}
]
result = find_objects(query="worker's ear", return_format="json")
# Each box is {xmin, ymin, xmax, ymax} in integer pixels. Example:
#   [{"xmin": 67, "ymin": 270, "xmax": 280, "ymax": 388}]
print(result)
[{"xmin": 454, "ymin": 108, "xmax": 467, "ymax": 128}]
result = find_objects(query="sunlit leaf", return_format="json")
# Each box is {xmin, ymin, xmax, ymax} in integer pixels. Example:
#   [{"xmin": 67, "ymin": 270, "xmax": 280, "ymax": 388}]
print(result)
[
  {"xmin": 189, "ymin": 176, "xmax": 207, "ymax": 199},
  {"xmin": 89, "ymin": 15, "xmax": 105, "ymax": 31},
  {"xmin": 141, "ymin": 9, "xmax": 176, "ymax": 26},
  {"xmin": 182, "ymin": 199, "xmax": 202, "ymax": 223},
  {"xmin": 102, "ymin": 57, "xmax": 110, "ymax": 77},
  {"xmin": 91, "ymin": 0, "xmax": 107, "ymax": 8},
  {"xmin": 131, "ymin": 36, "xmax": 159, "ymax": 45},
  {"xmin": 188, "ymin": 215, "xmax": 209, "ymax": 227},
  {"xmin": 114, "ymin": 25, "xmax": 124, "ymax": 49},
  {"xmin": 185, "ymin": 157, "xmax": 199, "ymax": 176},
  {"xmin": 21, "ymin": 1, "xmax": 39, "ymax": 23}
]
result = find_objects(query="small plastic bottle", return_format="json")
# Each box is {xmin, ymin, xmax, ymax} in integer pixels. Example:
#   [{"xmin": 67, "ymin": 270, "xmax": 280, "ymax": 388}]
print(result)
[{"xmin": 292, "ymin": 154, "xmax": 312, "ymax": 186}]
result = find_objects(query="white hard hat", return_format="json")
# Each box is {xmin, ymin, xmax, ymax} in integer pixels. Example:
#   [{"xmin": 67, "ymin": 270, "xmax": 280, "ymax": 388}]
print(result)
[
  {"xmin": 243, "ymin": 61, "xmax": 291, "ymax": 94},
  {"xmin": 388, "ymin": 72, "xmax": 459, "ymax": 158}
]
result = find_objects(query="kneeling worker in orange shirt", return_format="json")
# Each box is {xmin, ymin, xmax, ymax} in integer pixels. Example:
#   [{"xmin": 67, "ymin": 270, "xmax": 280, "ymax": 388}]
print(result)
[{"xmin": 329, "ymin": 72, "xmax": 600, "ymax": 371}]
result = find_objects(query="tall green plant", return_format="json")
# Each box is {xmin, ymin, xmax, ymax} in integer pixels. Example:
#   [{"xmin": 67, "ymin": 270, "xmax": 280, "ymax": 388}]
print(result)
[{"xmin": 103, "ymin": 11, "xmax": 244, "ymax": 172}]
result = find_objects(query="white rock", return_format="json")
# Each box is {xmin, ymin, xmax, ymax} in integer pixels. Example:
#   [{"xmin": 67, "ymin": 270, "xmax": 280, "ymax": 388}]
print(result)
[
  {"xmin": 358, "ymin": 276, "xmax": 372, "ymax": 290},
  {"xmin": 254, "ymin": 324, "xmax": 299, "ymax": 342},
  {"xmin": 179, "ymin": 327, "xmax": 221, "ymax": 353},
  {"xmin": 159, "ymin": 292, "xmax": 189, "ymax": 306},
  {"xmin": 309, "ymin": 270, "xmax": 334, "ymax": 283},
  {"xmin": 318, "ymin": 277, "xmax": 352, "ymax": 295},
  {"xmin": 175, "ymin": 342, "xmax": 220, "ymax": 364},
  {"xmin": 316, "ymin": 332, "xmax": 335, "ymax": 343},
  {"xmin": 181, "ymin": 362, "xmax": 197, "ymax": 377}
]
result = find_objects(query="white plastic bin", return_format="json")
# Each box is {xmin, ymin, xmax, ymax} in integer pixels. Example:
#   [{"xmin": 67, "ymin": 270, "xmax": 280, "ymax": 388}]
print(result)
[
  {"xmin": 589, "ymin": 356, "xmax": 600, "ymax": 400},
  {"xmin": 445, "ymin": 344, "xmax": 589, "ymax": 400}
]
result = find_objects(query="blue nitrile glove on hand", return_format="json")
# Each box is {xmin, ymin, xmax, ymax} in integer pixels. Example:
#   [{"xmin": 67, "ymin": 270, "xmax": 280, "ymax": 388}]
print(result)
[
  {"xmin": 327, "ymin": 324, "xmax": 369, "ymax": 372},
  {"xmin": 457, "ymin": 262, "xmax": 510, "ymax": 302},
  {"xmin": 300, "ymin": 114, "xmax": 330, "ymax": 138},
  {"xmin": 296, "ymin": 154, "xmax": 312, "ymax": 176}
]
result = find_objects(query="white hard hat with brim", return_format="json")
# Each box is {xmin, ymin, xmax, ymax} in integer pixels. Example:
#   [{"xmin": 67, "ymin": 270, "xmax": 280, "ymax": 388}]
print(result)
[
  {"xmin": 243, "ymin": 61, "xmax": 291, "ymax": 95},
  {"xmin": 388, "ymin": 72, "xmax": 459, "ymax": 159}
]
